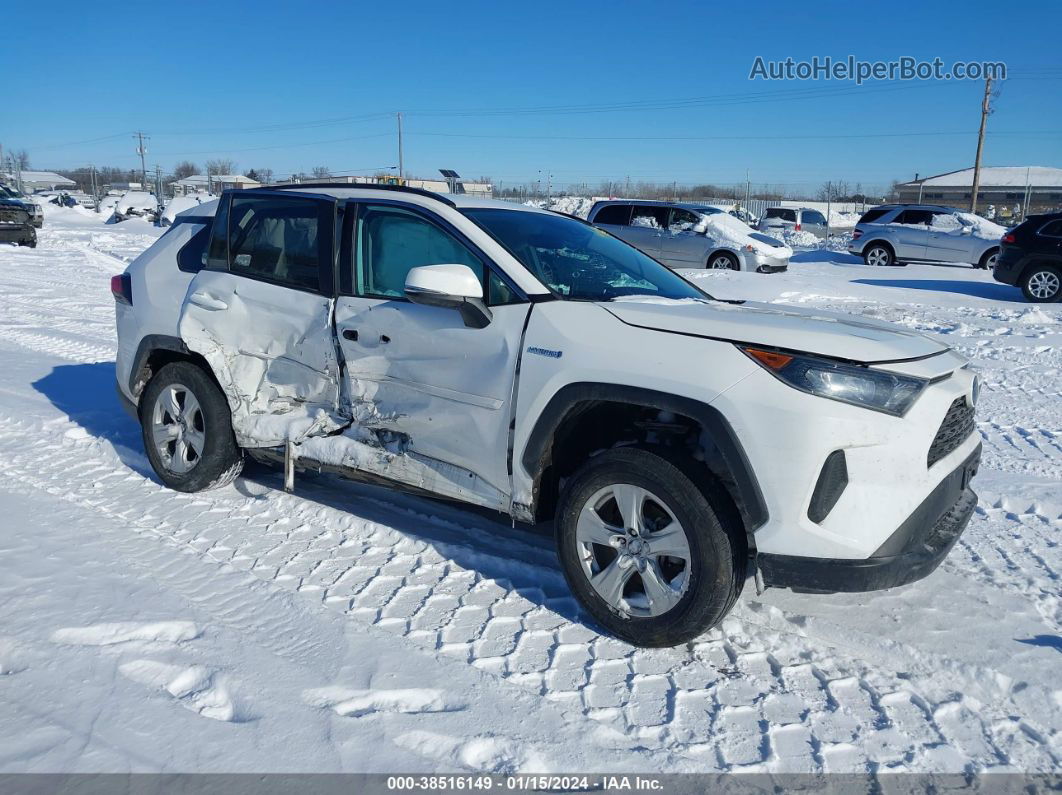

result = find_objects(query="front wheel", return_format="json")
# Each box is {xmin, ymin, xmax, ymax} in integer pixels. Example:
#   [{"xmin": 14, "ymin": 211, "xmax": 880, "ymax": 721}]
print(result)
[
  {"xmin": 139, "ymin": 361, "xmax": 243, "ymax": 492},
  {"xmin": 708, "ymin": 252, "xmax": 740, "ymax": 270},
  {"xmin": 555, "ymin": 447, "xmax": 743, "ymax": 647},
  {"xmin": 1021, "ymin": 265, "xmax": 1062, "ymax": 303}
]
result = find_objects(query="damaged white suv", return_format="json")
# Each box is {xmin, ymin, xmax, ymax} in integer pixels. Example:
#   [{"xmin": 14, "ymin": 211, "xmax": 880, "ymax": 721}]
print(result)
[{"xmin": 113, "ymin": 185, "xmax": 982, "ymax": 647}]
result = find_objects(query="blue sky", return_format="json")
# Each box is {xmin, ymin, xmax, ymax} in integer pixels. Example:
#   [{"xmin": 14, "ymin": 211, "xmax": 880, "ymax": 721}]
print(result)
[{"xmin": 3, "ymin": 0, "xmax": 1060, "ymax": 195}]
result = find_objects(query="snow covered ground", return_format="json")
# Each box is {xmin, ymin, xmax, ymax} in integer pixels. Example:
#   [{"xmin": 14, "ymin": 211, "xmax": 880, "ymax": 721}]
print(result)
[{"xmin": 0, "ymin": 205, "xmax": 1058, "ymax": 774}]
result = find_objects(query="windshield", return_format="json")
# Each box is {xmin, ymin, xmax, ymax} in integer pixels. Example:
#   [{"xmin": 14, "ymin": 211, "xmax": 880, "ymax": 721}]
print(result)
[{"xmin": 464, "ymin": 208, "xmax": 711, "ymax": 302}]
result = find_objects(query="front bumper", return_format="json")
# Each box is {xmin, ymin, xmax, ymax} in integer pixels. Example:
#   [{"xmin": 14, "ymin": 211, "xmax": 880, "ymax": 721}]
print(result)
[
  {"xmin": 0, "ymin": 224, "xmax": 35, "ymax": 244},
  {"xmin": 747, "ymin": 251, "xmax": 789, "ymax": 273},
  {"xmin": 758, "ymin": 443, "xmax": 980, "ymax": 593}
]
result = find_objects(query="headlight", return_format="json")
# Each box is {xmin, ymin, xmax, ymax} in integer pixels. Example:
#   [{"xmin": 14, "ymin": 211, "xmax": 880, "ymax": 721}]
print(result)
[{"xmin": 739, "ymin": 345, "xmax": 927, "ymax": 416}]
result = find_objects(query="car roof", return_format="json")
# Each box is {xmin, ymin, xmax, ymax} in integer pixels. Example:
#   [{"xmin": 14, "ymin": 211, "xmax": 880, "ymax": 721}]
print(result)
[
  {"xmin": 864, "ymin": 203, "xmax": 963, "ymax": 213},
  {"xmin": 243, "ymin": 185, "xmax": 553, "ymax": 215}
]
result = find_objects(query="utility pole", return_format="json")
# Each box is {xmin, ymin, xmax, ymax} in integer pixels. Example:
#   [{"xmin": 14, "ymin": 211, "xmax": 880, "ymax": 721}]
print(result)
[
  {"xmin": 133, "ymin": 132, "xmax": 149, "ymax": 188},
  {"xmin": 396, "ymin": 112, "xmax": 404, "ymax": 183},
  {"xmin": 625, "ymin": 175, "xmax": 630, "ymax": 198},
  {"xmin": 970, "ymin": 76, "xmax": 994, "ymax": 213},
  {"xmin": 744, "ymin": 169, "xmax": 751, "ymax": 215},
  {"xmin": 89, "ymin": 164, "xmax": 98, "ymax": 210},
  {"xmin": 155, "ymin": 164, "xmax": 162, "ymax": 200}
]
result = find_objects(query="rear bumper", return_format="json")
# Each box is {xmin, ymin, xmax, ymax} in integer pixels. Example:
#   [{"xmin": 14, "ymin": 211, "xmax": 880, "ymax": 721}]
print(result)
[
  {"xmin": 758, "ymin": 443, "xmax": 981, "ymax": 593},
  {"xmin": 992, "ymin": 250, "xmax": 1025, "ymax": 286}
]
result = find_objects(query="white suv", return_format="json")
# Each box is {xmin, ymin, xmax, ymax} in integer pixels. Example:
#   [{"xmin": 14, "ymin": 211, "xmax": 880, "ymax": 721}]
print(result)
[{"xmin": 113, "ymin": 185, "xmax": 982, "ymax": 647}]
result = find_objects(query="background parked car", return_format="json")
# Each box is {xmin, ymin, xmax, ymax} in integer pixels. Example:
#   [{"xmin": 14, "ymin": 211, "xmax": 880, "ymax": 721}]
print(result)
[
  {"xmin": 588, "ymin": 200, "xmax": 791, "ymax": 272},
  {"xmin": 0, "ymin": 184, "xmax": 44, "ymax": 228},
  {"xmin": 849, "ymin": 204, "xmax": 1005, "ymax": 269},
  {"xmin": 729, "ymin": 207, "xmax": 759, "ymax": 226},
  {"xmin": 992, "ymin": 211, "xmax": 1062, "ymax": 302},
  {"xmin": 757, "ymin": 206, "xmax": 828, "ymax": 239},
  {"xmin": 0, "ymin": 199, "xmax": 37, "ymax": 247},
  {"xmin": 112, "ymin": 190, "xmax": 161, "ymax": 222}
]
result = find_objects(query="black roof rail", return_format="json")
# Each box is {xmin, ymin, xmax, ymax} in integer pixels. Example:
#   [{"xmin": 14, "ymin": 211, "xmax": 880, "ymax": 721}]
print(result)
[{"xmin": 261, "ymin": 182, "xmax": 457, "ymax": 207}]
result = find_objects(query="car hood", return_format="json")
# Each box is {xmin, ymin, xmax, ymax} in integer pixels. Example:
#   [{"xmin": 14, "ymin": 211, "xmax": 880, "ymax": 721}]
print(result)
[{"xmin": 601, "ymin": 298, "xmax": 949, "ymax": 363}]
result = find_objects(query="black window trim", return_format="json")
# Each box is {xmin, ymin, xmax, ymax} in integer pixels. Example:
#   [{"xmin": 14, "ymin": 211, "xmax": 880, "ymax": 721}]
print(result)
[
  {"xmin": 223, "ymin": 189, "xmax": 337, "ymax": 298},
  {"xmin": 340, "ymin": 198, "xmax": 529, "ymax": 306}
]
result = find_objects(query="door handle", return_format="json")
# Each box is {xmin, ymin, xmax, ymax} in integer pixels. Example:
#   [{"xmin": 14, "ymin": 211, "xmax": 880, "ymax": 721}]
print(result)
[
  {"xmin": 342, "ymin": 328, "xmax": 358, "ymax": 341},
  {"xmin": 380, "ymin": 334, "xmax": 391, "ymax": 344},
  {"xmin": 188, "ymin": 291, "xmax": 228, "ymax": 311}
]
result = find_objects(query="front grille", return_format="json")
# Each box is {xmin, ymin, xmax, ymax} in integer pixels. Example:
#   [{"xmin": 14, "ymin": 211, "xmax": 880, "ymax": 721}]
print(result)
[
  {"xmin": 0, "ymin": 207, "xmax": 29, "ymax": 226},
  {"xmin": 927, "ymin": 396, "xmax": 976, "ymax": 468}
]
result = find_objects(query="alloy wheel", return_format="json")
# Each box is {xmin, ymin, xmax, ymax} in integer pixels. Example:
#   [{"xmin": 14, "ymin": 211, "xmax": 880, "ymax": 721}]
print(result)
[
  {"xmin": 1028, "ymin": 270, "xmax": 1060, "ymax": 300},
  {"xmin": 151, "ymin": 383, "xmax": 206, "ymax": 474},
  {"xmin": 866, "ymin": 247, "xmax": 889, "ymax": 267},
  {"xmin": 575, "ymin": 483, "xmax": 693, "ymax": 618}
]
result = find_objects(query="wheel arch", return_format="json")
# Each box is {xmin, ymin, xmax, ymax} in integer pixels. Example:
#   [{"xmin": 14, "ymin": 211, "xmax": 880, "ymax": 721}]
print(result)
[
  {"xmin": 128, "ymin": 334, "xmax": 221, "ymax": 404},
  {"xmin": 520, "ymin": 383, "xmax": 768, "ymax": 551}
]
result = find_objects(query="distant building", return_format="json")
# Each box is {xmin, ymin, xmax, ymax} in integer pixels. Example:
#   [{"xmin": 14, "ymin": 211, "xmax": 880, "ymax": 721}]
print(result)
[
  {"xmin": 170, "ymin": 174, "xmax": 261, "ymax": 196},
  {"xmin": 898, "ymin": 166, "xmax": 1062, "ymax": 218},
  {"xmin": 1, "ymin": 170, "xmax": 76, "ymax": 192}
]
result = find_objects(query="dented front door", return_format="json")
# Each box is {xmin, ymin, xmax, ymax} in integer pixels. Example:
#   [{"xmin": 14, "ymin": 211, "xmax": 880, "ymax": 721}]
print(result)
[{"xmin": 178, "ymin": 191, "xmax": 344, "ymax": 447}]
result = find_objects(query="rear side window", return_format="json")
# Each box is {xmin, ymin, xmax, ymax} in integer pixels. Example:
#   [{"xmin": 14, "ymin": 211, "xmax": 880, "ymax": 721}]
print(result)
[
  {"xmin": 176, "ymin": 223, "xmax": 210, "ymax": 273},
  {"xmin": 801, "ymin": 210, "xmax": 827, "ymax": 225},
  {"xmin": 228, "ymin": 195, "xmax": 330, "ymax": 292},
  {"xmin": 858, "ymin": 208, "xmax": 890, "ymax": 224},
  {"xmin": 765, "ymin": 208, "xmax": 797, "ymax": 222},
  {"xmin": 630, "ymin": 205, "xmax": 670, "ymax": 229},
  {"xmin": 1039, "ymin": 219, "xmax": 1062, "ymax": 237},
  {"xmin": 893, "ymin": 209, "xmax": 934, "ymax": 225},
  {"xmin": 592, "ymin": 204, "xmax": 632, "ymax": 226}
]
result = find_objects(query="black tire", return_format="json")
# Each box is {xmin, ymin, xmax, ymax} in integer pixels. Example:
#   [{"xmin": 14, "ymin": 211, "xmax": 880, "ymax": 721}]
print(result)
[
  {"xmin": 707, "ymin": 251, "xmax": 740, "ymax": 271},
  {"xmin": 555, "ymin": 447, "xmax": 743, "ymax": 647},
  {"xmin": 1020, "ymin": 265, "xmax": 1062, "ymax": 303},
  {"xmin": 977, "ymin": 247, "xmax": 999, "ymax": 270},
  {"xmin": 863, "ymin": 243, "xmax": 893, "ymax": 267},
  {"xmin": 139, "ymin": 361, "xmax": 243, "ymax": 492}
]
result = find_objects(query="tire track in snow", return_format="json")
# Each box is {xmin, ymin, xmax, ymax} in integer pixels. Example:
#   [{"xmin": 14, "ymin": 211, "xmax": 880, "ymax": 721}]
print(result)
[{"xmin": 0, "ymin": 409, "xmax": 1054, "ymax": 771}]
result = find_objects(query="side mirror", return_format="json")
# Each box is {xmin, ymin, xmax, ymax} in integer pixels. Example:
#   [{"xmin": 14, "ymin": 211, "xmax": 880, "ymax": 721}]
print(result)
[{"xmin": 404, "ymin": 264, "xmax": 493, "ymax": 329}]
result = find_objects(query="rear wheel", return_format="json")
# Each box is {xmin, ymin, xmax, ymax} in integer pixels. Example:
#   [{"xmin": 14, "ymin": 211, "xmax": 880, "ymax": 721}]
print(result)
[
  {"xmin": 977, "ymin": 248, "xmax": 999, "ymax": 270},
  {"xmin": 555, "ymin": 447, "xmax": 743, "ymax": 647},
  {"xmin": 708, "ymin": 252, "xmax": 739, "ymax": 270},
  {"xmin": 1021, "ymin": 265, "xmax": 1062, "ymax": 303},
  {"xmin": 864, "ymin": 243, "xmax": 893, "ymax": 267},
  {"xmin": 140, "ymin": 361, "xmax": 243, "ymax": 492}
]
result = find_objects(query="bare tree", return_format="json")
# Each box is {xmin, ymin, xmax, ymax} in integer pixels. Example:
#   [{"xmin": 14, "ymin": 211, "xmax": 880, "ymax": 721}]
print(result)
[
  {"xmin": 173, "ymin": 160, "xmax": 198, "ymax": 179},
  {"xmin": 311, "ymin": 166, "xmax": 331, "ymax": 179},
  {"xmin": 255, "ymin": 168, "xmax": 273, "ymax": 184},
  {"xmin": 11, "ymin": 149, "xmax": 31, "ymax": 169},
  {"xmin": 206, "ymin": 159, "xmax": 236, "ymax": 177}
]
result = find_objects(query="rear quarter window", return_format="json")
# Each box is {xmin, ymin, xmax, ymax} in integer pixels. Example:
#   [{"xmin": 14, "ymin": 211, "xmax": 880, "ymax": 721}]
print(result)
[
  {"xmin": 592, "ymin": 204, "xmax": 632, "ymax": 225},
  {"xmin": 765, "ymin": 208, "xmax": 796, "ymax": 222},
  {"xmin": 176, "ymin": 223, "xmax": 211, "ymax": 273},
  {"xmin": 858, "ymin": 208, "xmax": 890, "ymax": 224},
  {"xmin": 1038, "ymin": 219, "xmax": 1062, "ymax": 237}
]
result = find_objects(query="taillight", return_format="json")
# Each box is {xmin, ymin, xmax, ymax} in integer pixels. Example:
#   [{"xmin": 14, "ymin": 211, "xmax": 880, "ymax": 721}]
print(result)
[
  {"xmin": 794, "ymin": 223, "xmax": 801, "ymax": 231},
  {"xmin": 852, "ymin": 229, "xmax": 863, "ymax": 240},
  {"xmin": 111, "ymin": 273, "xmax": 132, "ymax": 305},
  {"xmin": 1001, "ymin": 233, "xmax": 1016, "ymax": 245}
]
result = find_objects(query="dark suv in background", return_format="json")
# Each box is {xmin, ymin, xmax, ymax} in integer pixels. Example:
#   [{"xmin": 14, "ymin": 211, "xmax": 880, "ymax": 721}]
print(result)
[
  {"xmin": 0, "ymin": 193, "xmax": 37, "ymax": 248},
  {"xmin": 993, "ymin": 212, "xmax": 1062, "ymax": 302}
]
